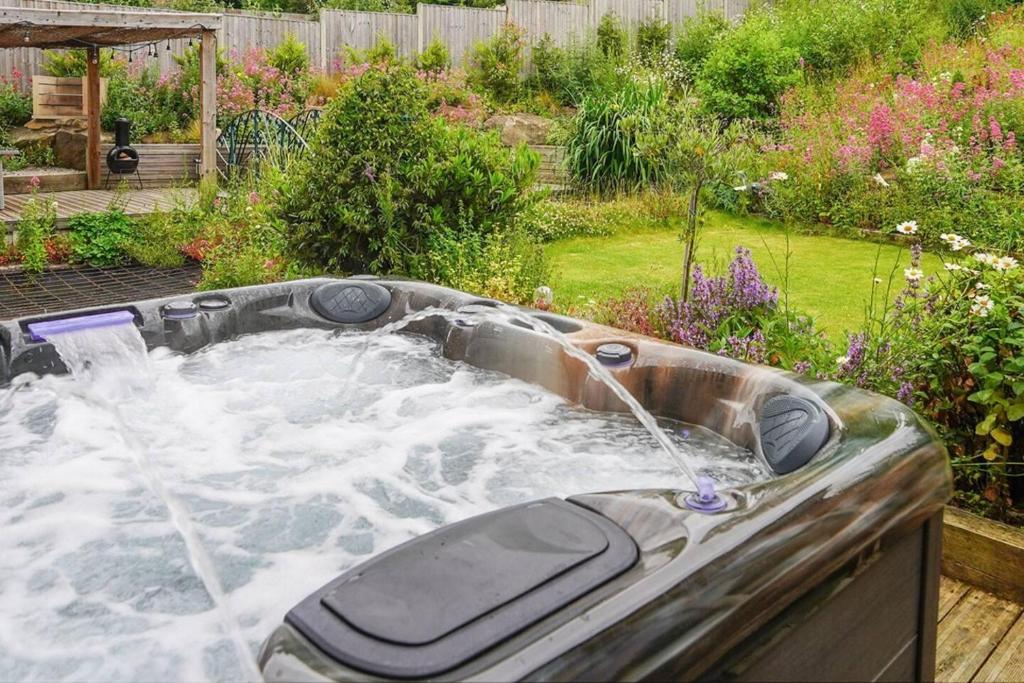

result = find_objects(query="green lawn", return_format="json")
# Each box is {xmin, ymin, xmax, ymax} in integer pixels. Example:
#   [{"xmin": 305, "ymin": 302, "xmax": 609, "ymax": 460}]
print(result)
[{"xmin": 546, "ymin": 211, "xmax": 943, "ymax": 339}]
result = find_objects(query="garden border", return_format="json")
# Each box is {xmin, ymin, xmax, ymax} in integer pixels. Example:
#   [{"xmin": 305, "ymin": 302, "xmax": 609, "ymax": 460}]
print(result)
[{"xmin": 942, "ymin": 505, "xmax": 1024, "ymax": 603}]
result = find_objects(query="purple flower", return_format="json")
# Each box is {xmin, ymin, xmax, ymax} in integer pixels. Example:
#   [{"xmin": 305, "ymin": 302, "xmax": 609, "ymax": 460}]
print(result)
[{"xmin": 896, "ymin": 381, "xmax": 914, "ymax": 405}]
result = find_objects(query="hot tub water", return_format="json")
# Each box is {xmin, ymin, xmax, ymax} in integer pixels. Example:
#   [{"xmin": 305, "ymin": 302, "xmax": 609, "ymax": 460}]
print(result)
[{"xmin": 0, "ymin": 320, "xmax": 766, "ymax": 682}]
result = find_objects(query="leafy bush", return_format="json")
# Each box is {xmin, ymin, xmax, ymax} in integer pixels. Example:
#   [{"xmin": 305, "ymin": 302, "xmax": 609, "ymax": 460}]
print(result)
[
  {"xmin": 68, "ymin": 210, "xmax": 138, "ymax": 267},
  {"xmin": 564, "ymin": 77, "xmax": 669, "ymax": 191},
  {"xmin": 596, "ymin": 12, "xmax": 627, "ymax": 59},
  {"xmin": 674, "ymin": 10, "xmax": 730, "ymax": 81},
  {"xmin": 696, "ymin": 12, "xmax": 801, "ymax": 119},
  {"xmin": 102, "ymin": 64, "xmax": 194, "ymax": 140},
  {"xmin": 467, "ymin": 22, "xmax": 526, "ymax": 104},
  {"xmin": 414, "ymin": 226, "xmax": 549, "ymax": 304},
  {"xmin": 268, "ymin": 33, "xmax": 310, "ymax": 76},
  {"xmin": 417, "ymin": 36, "xmax": 451, "ymax": 74},
  {"xmin": 529, "ymin": 35, "xmax": 622, "ymax": 106},
  {"xmin": 282, "ymin": 64, "xmax": 538, "ymax": 275},
  {"xmin": 15, "ymin": 189, "xmax": 56, "ymax": 274},
  {"xmin": 42, "ymin": 48, "xmax": 121, "ymax": 78},
  {"xmin": 0, "ymin": 76, "xmax": 30, "ymax": 130},
  {"xmin": 635, "ymin": 18, "xmax": 672, "ymax": 62}
]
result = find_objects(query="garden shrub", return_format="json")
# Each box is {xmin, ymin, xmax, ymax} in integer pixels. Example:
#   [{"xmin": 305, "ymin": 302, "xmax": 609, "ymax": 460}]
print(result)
[
  {"xmin": 102, "ymin": 64, "xmax": 194, "ymax": 140},
  {"xmin": 564, "ymin": 77, "xmax": 669, "ymax": 191},
  {"xmin": 0, "ymin": 75, "xmax": 31, "ymax": 130},
  {"xmin": 281, "ymin": 64, "xmax": 538, "ymax": 276},
  {"xmin": 68, "ymin": 210, "xmax": 139, "ymax": 267},
  {"xmin": 596, "ymin": 12, "xmax": 627, "ymax": 59},
  {"xmin": 673, "ymin": 10, "xmax": 731, "ymax": 82},
  {"xmin": 268, "ymin": 33, "xmax": 310, "ymax": 76},
  {"xmin": 467, "ymin": 22, "xmax": 526, "ymax": 105},
  {"xmin": 635, "ymin": 18, "xmax": 672, "ymax": 62},
  {"xmin": 417, "ymin": 36, "xmax": 451, "ymax": 75},
  {"xmin": 529, "ymin": 36, "xmax": 621, "ymax": 106},
  {"xmin": 696, "ymin": 12, "xmax": 801, "ymax": 120},
  {"xmin": 414, "ymin": 225, "xmax": 549, "ymax": 305},
  {"xmin": 42, "ymin": 48, "xmax": 121, "ymax": 78},
  {"xmin": 14, "ymin": 190, "xmax": 56, "ymax": 275}
]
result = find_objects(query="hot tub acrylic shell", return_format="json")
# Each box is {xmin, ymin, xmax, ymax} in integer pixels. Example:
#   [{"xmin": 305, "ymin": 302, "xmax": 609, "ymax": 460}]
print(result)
[{"xmin": 0, "ymin": 278, "xmax": 953, "ymax": 682}]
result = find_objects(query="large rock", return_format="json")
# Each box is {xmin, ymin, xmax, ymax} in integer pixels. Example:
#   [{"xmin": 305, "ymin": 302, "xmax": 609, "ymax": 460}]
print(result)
[
  {"xmin": 484, "ymin": 113, "xmax": 553, "ymax": 147},
  {"xmin": 53, "ymin": 130, "xmax": 88, "ymax": 170}
]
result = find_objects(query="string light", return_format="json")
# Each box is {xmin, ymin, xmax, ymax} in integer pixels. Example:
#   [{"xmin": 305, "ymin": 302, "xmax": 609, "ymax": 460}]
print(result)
[{"xmin": 22, "ymin": 30, "xmax": 30, "ymax": 43}]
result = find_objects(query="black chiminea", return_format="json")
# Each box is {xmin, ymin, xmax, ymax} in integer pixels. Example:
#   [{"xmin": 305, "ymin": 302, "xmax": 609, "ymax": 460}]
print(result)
[{"xmin": 105, "ymin": 118, "xmax": 142, "ymax": 188}]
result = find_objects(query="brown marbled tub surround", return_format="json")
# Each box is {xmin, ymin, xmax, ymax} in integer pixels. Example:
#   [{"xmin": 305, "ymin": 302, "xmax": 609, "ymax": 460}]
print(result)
[{"xmin": 0, "ymin": 278, "xmax": 953, "ymax": 682}]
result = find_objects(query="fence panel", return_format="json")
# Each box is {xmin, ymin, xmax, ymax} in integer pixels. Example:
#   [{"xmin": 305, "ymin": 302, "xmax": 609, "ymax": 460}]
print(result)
[
  {"xmin": 321, "ymin": 9, "xmax": 418, "ymax": 67},
  {"xmin": 418, "ymin": 4, "xmax": 504, "ymax": 69},
  {"xmin": 507, "ymin": 0, "xmax": 590, "ymax": 47}
]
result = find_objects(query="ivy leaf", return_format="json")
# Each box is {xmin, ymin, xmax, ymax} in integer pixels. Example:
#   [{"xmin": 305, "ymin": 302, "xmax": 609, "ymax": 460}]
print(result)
[
  {"xmin": 1009, "ymin": 403, "xmax": 1024, "ymax": 422},
  {"xmin": 976, "ymin": 412, "xmax": 997, "ymax": 435},
  {"xmin": 992, "ymin": 428, "xmax": 1014, "ymax": 446}
]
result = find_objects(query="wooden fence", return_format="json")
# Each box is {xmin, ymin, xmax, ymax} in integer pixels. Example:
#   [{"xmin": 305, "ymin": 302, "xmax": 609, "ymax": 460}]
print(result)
[{"xmin": 0, "ymin": 0, "xmax": 749, "ymax": 88}]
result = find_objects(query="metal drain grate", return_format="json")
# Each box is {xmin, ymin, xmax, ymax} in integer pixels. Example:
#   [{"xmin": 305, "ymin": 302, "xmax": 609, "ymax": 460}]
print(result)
[{"xmin": 0, "ymin": 264, "xmax": 201, "ymax": 321}]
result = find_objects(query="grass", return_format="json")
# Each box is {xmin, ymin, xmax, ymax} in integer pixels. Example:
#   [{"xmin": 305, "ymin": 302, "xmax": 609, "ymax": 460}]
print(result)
[{"xmin": 545, "ymin": 209, "xmax": 944, "ymax": 340}]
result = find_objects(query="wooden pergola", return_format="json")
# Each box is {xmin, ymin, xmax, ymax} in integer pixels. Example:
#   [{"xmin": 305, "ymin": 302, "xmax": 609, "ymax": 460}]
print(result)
[{"xmin": 0, "ymin": 6, "xmax": 220, "ymax": 189}]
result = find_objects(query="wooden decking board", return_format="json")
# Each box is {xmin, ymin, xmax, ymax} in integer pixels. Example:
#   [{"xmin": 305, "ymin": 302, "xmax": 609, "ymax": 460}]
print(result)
[
  {"xmin": 939, "ymin": 576, "xmax": 972, "ymax": 621},
  {"xmin": 974, "ymin": 612, "xmax": 1024, "ymax": 683},
  {"xmin": 936, "ymin": 587, "xmax": 1023, "ymax": 683}
]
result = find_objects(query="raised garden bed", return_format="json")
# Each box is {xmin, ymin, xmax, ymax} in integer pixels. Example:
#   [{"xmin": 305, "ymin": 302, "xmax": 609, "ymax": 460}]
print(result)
[{"xmin": 943, "ymin": 506, "xmax": 1024, "ymax": 603}]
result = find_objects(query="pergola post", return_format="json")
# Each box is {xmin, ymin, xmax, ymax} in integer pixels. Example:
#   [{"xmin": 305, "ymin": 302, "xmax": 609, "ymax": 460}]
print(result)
[
  {"xmin": 85, "ymin": 45, "xmax": 101, "ymax": 190},
  {"xmin": 199, "ymin": 28, "xmax": 217, "ymax": 184}
]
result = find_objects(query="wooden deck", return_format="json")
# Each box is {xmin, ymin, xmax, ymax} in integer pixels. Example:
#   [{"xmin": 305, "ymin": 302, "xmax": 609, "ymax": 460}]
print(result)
[
  {"xmin": 2, "ymin": 188, "xmax": 196, "ymax": 235},
  {"xmin": 937, "ymin": 576, "xmax": 1024, "ymax": 682}
]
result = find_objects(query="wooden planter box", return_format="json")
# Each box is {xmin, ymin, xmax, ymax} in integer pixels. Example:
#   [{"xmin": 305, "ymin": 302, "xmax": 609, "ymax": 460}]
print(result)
[
  {"xmin": 32, "ymin": 76, "xmax": 107, "ymax": 120},
  {"xmin": 942, "ymin": 506, "xmax": 1024, "ymax": 603}
]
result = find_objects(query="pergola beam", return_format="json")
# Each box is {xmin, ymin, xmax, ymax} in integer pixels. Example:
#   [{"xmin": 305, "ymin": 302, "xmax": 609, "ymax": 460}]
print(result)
[{"xmin": 0, "ymin": 7, "xmax": 221, "ymax": 35}]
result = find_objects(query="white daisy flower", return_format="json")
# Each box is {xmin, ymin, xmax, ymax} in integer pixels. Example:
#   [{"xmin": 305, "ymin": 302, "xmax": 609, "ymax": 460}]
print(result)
[
  {"xmin": 769, "ymin": 171, "xmax": 789, "ymax": 181},
  {"xmin": 904, "ymin": 267, "xmax": 924, "ymax": 281},
  {"xmin": 896, "ymin": 221, "xmax": 918, "ymax": 235},
  {"xmin": 951, "ymin": 237, "xmax": 970, "ymax": 251},
  {"xmin": 994, "ymin": 256, "xmax": 1019, "ymax": 271},
  {"xmin": 944, "ymin": 263, "xmax": 963, "ymax": 271},
  {"xmin": 975, "ymin": 252, "xmax": 998, "ymax": 266},
  {"xmin": 873, "ymin": 173, "xmax": 890, "ymax": 188},
  {"xmin": 971, "ymin": 295, "xmax": 994, "ymax": 317},
  {"xmin": 836, "ymin": 356, "xmax": 849, "ymax": 366}
]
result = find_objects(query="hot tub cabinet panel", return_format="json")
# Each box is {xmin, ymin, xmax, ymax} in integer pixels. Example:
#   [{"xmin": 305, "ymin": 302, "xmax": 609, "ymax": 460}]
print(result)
[{"xmin": 0, "ymin": 278, "xmax": 953, "ymax": 682}]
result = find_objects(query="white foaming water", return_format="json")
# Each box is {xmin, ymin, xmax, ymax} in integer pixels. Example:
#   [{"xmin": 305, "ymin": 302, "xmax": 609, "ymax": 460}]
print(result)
[{"xmin": 0, "ymin": 328, "xmax": 767, "ymax": 682}]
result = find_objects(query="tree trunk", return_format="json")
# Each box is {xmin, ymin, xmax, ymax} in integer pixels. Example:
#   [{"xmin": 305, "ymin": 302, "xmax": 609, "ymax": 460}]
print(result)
[{"xmin": 681, "ymin": 179, "xmax": 702, "ymax": 303}]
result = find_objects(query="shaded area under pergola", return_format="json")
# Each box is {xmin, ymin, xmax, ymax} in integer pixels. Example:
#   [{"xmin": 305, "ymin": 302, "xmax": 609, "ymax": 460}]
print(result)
[{"xmin": 0, "ymin": 6, "xmax": 220, "ymax": 188}]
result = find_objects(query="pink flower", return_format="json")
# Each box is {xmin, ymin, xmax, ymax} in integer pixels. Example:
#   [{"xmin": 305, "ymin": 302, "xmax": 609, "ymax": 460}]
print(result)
[{"xmin": 29, "ymin": 176, "xmax": 40, "ymax": 189}]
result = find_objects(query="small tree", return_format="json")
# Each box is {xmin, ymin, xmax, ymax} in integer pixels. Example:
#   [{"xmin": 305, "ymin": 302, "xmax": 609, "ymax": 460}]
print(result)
[{"xmin": 639, "ymin": 100, "xmax": 754, "ymax": 301}]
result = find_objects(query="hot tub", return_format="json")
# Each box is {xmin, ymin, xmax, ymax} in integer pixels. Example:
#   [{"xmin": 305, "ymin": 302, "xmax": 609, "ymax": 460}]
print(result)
[{"xmin": 0, "ymin": 278, "xmax": 951, "ymax": 682}]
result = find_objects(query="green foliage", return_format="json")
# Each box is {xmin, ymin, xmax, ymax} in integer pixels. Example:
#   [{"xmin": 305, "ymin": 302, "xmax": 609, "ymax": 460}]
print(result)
[
  {"xmin": 944, "ymin": 0, "xmax": 1011, "ymax": 40},
  {"xmin": 68, "ymin": 210, "xmax": 138, "ymax": 267},
  {"xmin": 126, "ymin": 203, "xmax": 203, "ymax": 268},
  {"xmin": 674, "ymin": 10, "xmax": 730, "ymax": 82},
  {"xmin": 282, "ymin": 64, "xmax": 538, "ymax": 276},
  {"xmin": 268, "ymin": 33, "xmax": 310, "ymax": 76},
  {"xmin": 635, "ymin": 17, "xmax": 672, "ymax": 61},
  {"xmin": 596, "ymin": 12, "xmax": 627, "ymax": 59},
  {"xmin": 42, "ymin": 49, "xmax": 122, "ymax": 78},
  {"xmin": 467, "ymin": 22, "xmax": 526, "ymax": 104},
  {"xmin": 15, "ymin": 193, "xmax": 56, "ymax": 274},
  {"xmin": 696, "ymin": 12, "xmax": 802, "ymax": 119},
  {"xmin": 417, "ymin": 36, "xmax": 451, "ymax": 74},
  {"xmin": 414, "ymin": 225, "xmax": 549, "ymax": 304},
  {"xmin": 564, "ymin": 77, "xmax": 669, "ymax": 192},
  {"xmin": 101, "ymin": 65, "xmax": 194, "ymax": 140},
  {"xmin": 0, "ymin": 80, "xmax": 30, "ymax": 130},
  {"xmin": 529, "ymin": 36, "xmax": 622, "ymax": 106}
]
